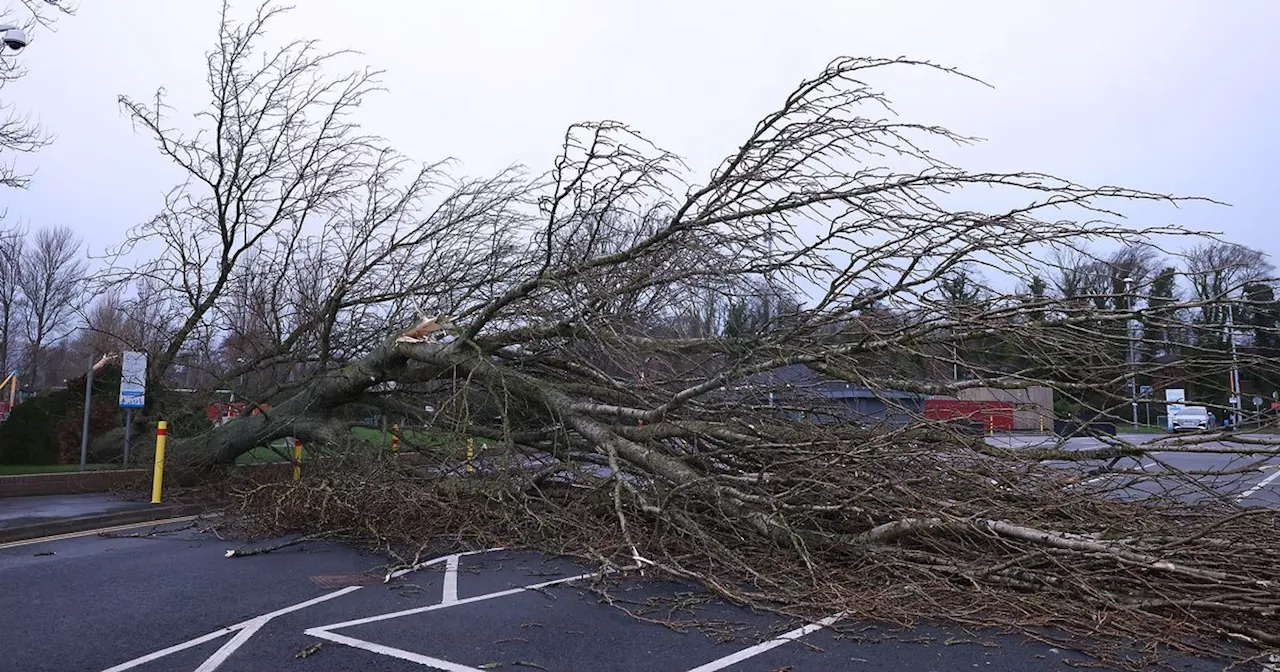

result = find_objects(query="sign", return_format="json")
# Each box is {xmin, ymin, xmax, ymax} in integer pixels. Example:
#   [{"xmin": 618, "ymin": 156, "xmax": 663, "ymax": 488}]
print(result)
[
  {"xmin": 1254, "ymin": 396, "xmax": 1264, "ymax": 408},
  {"xmin": 1139, "ymin": 385, "xmax": 1153, "ymax": 397},
  {"xmin": 1165, "ymin": 389, "xmax": 1185, "ymax": 403},
  {"xmin": 118, "ymin": 351, "xmax": 147, "ymax": 409}
]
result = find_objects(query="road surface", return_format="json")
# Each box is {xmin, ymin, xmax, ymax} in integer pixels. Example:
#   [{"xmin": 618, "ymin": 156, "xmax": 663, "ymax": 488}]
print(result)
[{"xmin": 0, "ymin": 519, "xmax": 1240, "ymax": 671}]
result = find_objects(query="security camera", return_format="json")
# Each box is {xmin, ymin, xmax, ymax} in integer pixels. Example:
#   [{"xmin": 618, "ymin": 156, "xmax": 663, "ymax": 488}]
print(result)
[{"xmin": 1, "ymin": 28, "xmax": 27, "ymax": 51}]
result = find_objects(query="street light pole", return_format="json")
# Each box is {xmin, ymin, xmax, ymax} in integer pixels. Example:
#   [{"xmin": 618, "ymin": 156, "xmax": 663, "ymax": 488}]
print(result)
[
  {"xmin": 1124, "ymin": 277, "xmax": 1138, "ymax": 429},
  {"xmin": 1226, "ymin": 300, "xmax": 1242, "ymax": 427}
]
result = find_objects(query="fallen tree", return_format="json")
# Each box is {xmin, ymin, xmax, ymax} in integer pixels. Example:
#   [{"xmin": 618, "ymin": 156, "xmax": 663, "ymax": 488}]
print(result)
[{"xmin": 95, "ymin": 3, "xmax": 1280, "ymax": 668}]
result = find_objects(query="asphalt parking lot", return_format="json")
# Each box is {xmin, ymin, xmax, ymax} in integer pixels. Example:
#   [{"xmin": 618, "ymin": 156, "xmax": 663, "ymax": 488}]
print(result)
[
  {"xmin": 988, "ymin": 433, "xmax": 1280, "ymax": 507},
  {"xmin": 0, "ymin": 520, "xmax": 1242, "ymax": 672}
]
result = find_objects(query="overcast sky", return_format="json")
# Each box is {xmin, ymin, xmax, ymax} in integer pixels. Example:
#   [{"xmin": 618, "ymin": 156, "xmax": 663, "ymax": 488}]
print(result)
[{"xmin": 4, "ymin": 0, "xmax": 1279, "ymax": 269}]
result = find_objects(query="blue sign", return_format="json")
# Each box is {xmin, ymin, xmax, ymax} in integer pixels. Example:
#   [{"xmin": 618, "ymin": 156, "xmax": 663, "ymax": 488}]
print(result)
[{"xmin": 118, "ymin": 351, "xmax": 147, "ymax": 409}]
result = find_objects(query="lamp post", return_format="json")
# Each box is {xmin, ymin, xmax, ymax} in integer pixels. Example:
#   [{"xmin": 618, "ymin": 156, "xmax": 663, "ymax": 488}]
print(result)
[
  {"xmin": 0, "ymin": 24, "xmax": 29, "ymax": 53},
  {"xmin": 1123, "ymin": 277, "xmax": 1138, "ymax": 428},
  {"xmin": 1226, "ymin": 300, "xmax": 1242, "ymax": 427}
]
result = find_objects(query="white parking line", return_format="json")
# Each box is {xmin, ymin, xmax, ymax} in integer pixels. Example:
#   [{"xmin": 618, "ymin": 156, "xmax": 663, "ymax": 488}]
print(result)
[
  {"xmin": 442, "ymin": 554, "xmax": 460, "ymax": 604},
  {"xmin": 99, "ymin": 629, "xmax": 232, "ymax": 672},
  {"xmin": 386, "ymin": 547, "xmax": 505, "ymax": 581},
  {"xmin": 1071, "ymin": 460, "xmax": 1160, "ymax": 487},
  {"xmin": 684, "ymin": 613, "xmax": 844, "ymax": 672},
  {"xmin": 304, "ymin": 571, "xmax": 601, "ymax": 670},
  {"xmin": 306, "ymin": 630, "xmax": 485, "ymax": 672},
  {"xmin": 192, "ymin": 620, "xmax": 265, "ymax": 672},
  {"xmin": 306, "ymin": 571, "xmax": 600, "ymax": 634},
  {"xmin": 101, "ymin": 586, "xmax": 362, "ymax": 671},
  {"xmin": 1236, "ymin": 467, "xmax": 1280, "ymax": 503}
]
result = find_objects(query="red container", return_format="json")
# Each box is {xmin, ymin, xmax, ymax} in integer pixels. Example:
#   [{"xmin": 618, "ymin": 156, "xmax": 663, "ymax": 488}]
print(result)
[{"xmin": 924, "ymin": 399, "xmax": 1014, "ymax": 430}]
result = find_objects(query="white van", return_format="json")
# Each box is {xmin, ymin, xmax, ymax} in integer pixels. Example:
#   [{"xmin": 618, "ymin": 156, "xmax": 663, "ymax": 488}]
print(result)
[{"xmin": 1171, "ymin": 406, "xmax": 1213, "ymax": 432}]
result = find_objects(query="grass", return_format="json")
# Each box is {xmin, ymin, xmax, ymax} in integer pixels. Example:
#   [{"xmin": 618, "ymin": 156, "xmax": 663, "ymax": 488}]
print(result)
[
  {"xmin": 0, "ymin": 464, "xmax": 115, "ymax": 475},
  {"xmin": 351, "ymin": 425, "xmax": 459, "ymax": 449},
  {"xmin": 235, "ymin": 441, "xmax": 312, "ymax": 465},
  {"xmin": 232, "ymin": 427, "xmax": 460, "ymax": 465}
]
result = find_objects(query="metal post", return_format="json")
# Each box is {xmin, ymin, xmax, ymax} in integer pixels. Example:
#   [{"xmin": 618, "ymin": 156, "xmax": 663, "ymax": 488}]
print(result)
[
  {"xmin": 122, "ymin": 409, "xmax": 133, "ymax": 467},
  {"xmin": 1125, "ymin": 278, "xmax": 1138, "ymax": 429},
  {"xmin": 79, "ymin": 356, "xmax": 94, "ymax": 472},
  {"xmin": 1227, "ymin": 301, "xmax": 1242, "ymax": 426},
  {"xmin": 151, "ymin": 421, "xmax": 167, "ymax": 504}
]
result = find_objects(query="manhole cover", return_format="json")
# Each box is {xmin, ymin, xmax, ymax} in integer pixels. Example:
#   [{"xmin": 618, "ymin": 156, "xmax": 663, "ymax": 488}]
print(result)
[{"xmin": 309, "ymin": 573, "xmax": 381, "ymax": 589}]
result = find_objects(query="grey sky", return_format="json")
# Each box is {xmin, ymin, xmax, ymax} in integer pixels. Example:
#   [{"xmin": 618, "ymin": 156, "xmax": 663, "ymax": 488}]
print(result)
[{"xmin": 4, "ymin": 0, "xmax": 1278, "ymax": 269}]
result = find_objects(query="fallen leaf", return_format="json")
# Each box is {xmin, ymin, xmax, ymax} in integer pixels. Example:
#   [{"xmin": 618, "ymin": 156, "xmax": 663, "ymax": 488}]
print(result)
[{"xmin": 296, "ymin": 643, "xmax": 323, "ymax": 658}]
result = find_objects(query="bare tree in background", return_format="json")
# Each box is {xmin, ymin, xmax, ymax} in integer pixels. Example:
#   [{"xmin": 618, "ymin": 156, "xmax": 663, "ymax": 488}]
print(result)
[
  {"xmin": 79, "ymin": 290, "xmax": 126, "ymax": 357},
  {"xmin": 0, "ymin": 0, "xmax": 73, "ymax": 189},
  {"xmin": 17, "ymin": 225, "xmax": 85, "ymax": 387},
  {"xmin": 88, "ymin": 3, "xmax": 1280, "ymax": 665},
  {"xmin": 0, "ymin": 221, "xmax": 23, "ymax": 374},
  {"xmin": 1185, "ymin": 241, "xmax": 1273, "ymax": 324}
]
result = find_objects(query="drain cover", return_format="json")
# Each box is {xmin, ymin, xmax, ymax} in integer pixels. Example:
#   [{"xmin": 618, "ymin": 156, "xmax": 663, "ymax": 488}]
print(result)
[{"xmin": 309, "ymin": 573, "xmax": 381, "ymax": 589}]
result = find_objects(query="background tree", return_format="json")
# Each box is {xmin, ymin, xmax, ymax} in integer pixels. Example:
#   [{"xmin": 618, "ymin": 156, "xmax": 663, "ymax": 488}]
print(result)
[
  {"xmin": 0, "ymin": 222, "xmax": 23, "ymax": 374},
  {"xmin": 1181, "ymin": 242, "xmax": 1273, "ymax": 406},
  {"xmin": 17, "ymin": 225, "xmax": 85, "ymax": 388}
]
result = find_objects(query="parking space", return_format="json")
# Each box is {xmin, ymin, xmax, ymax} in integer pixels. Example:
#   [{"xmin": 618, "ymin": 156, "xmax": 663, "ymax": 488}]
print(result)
[
  {"xmin": 6, "ymin": 521, "xmax": 1239, "ymax": 671},
  {"xmin": 991, "ymin": 433, "xmax": 1280, "ymax": 507}
]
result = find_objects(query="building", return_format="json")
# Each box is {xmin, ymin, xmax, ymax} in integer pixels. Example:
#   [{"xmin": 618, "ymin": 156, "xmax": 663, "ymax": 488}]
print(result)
[{"xmin": 740, "ymin": 364, "xmax": 927, "ymax": 425}]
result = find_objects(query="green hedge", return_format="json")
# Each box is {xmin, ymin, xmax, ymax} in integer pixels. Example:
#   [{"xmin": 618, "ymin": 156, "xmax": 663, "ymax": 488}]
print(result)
[{"xmin": 0, "ymin": 392, "xmax": 72, "ymax": 464}]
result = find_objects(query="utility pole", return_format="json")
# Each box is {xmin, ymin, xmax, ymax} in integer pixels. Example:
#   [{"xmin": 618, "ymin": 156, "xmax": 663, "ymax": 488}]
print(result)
[
  {"xmin": 79, "ymin": 356, "xmax": 94, "ymax": 471},
  {"xmin": 1124, "ymin": 277, "xmax": 1138, "ymax": 429},
  {"xmin": 1226, "ymin": 300, "xmax": 1242, "ymax": 426}
]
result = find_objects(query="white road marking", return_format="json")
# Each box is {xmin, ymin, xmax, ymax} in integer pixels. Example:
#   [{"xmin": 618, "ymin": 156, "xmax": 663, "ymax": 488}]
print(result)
[
  {"xmin": 0, "ymin": 515, "xmax": 199, "ymax": 550},
  {"xmin": 306, "ymin": 572, "xmax": 599, "ymax": 634},
  {"xmin": 1236, "ymin": 466, "xmax": 1280, "ymax": 503},
  {"xmin": 304, "ymin": 570, "xmax": 602, "ymax": 670},
  {"xmin": 99, "ymin": 586, "xmax": 361, "ymax": 672},
  {"xmin": 99, "ymin": 630, "xmax": 233, "ymax": 672},
  {"xmin": 102, "ymin": 546, "xmax": 506, "ymax": 671},
  {"xmin": 684, "ymin": 613, "xmax": 845, "ymax": 672},
  {"xmin": 192, "ymin": 620, "xmax": 265, "ymax": 672},
  {"xmin": 239, "ymin": 585, "xmax": 363, "ymax": 623},
  {"xmin": 306, "ymin": 630, "xmax": 485, "ymax": 671},
  {"xmin": 442, "ymin": 554, "xmax": 460, "ymax": 604},
  {"xmin": 1069, "ymin": 459, "xmax": 1161, "ymax": 488},
  {"xmin": 386, "ymin": 546, "xmax": 505, "ymax": 581}
]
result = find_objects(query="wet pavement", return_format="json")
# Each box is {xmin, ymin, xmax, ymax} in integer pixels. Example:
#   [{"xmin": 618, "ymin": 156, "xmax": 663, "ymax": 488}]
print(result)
[
  {"xmin": 0, "ymin": 522, "xmax": 1243, "ymax": 672},
  {"xmin": 0, "ymin": 493, "xmax": 151, "ymax": 530}
]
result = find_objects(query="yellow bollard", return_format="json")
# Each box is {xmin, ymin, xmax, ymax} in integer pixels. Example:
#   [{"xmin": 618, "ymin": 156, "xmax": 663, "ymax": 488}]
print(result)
[
  {"xmin": 292, "ymin": 438, "xmax": 303, "ymax": 481},
  {"xmin": 466, "ymin": 437, "xmax": 475, "ymax": 475},
  {"xmin": 391, "ymin": 424, "xmax": 400, "ymax": 453},
  {"xmin": 151, "ymin": 421, "xmax": 167, "ymax": 504}
]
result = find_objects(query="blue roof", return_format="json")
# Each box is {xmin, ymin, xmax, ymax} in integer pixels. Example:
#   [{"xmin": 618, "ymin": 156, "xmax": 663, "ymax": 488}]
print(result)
[{"xmin": 741, "ymin": 364, "xmax": 924, "ymax": 400}]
